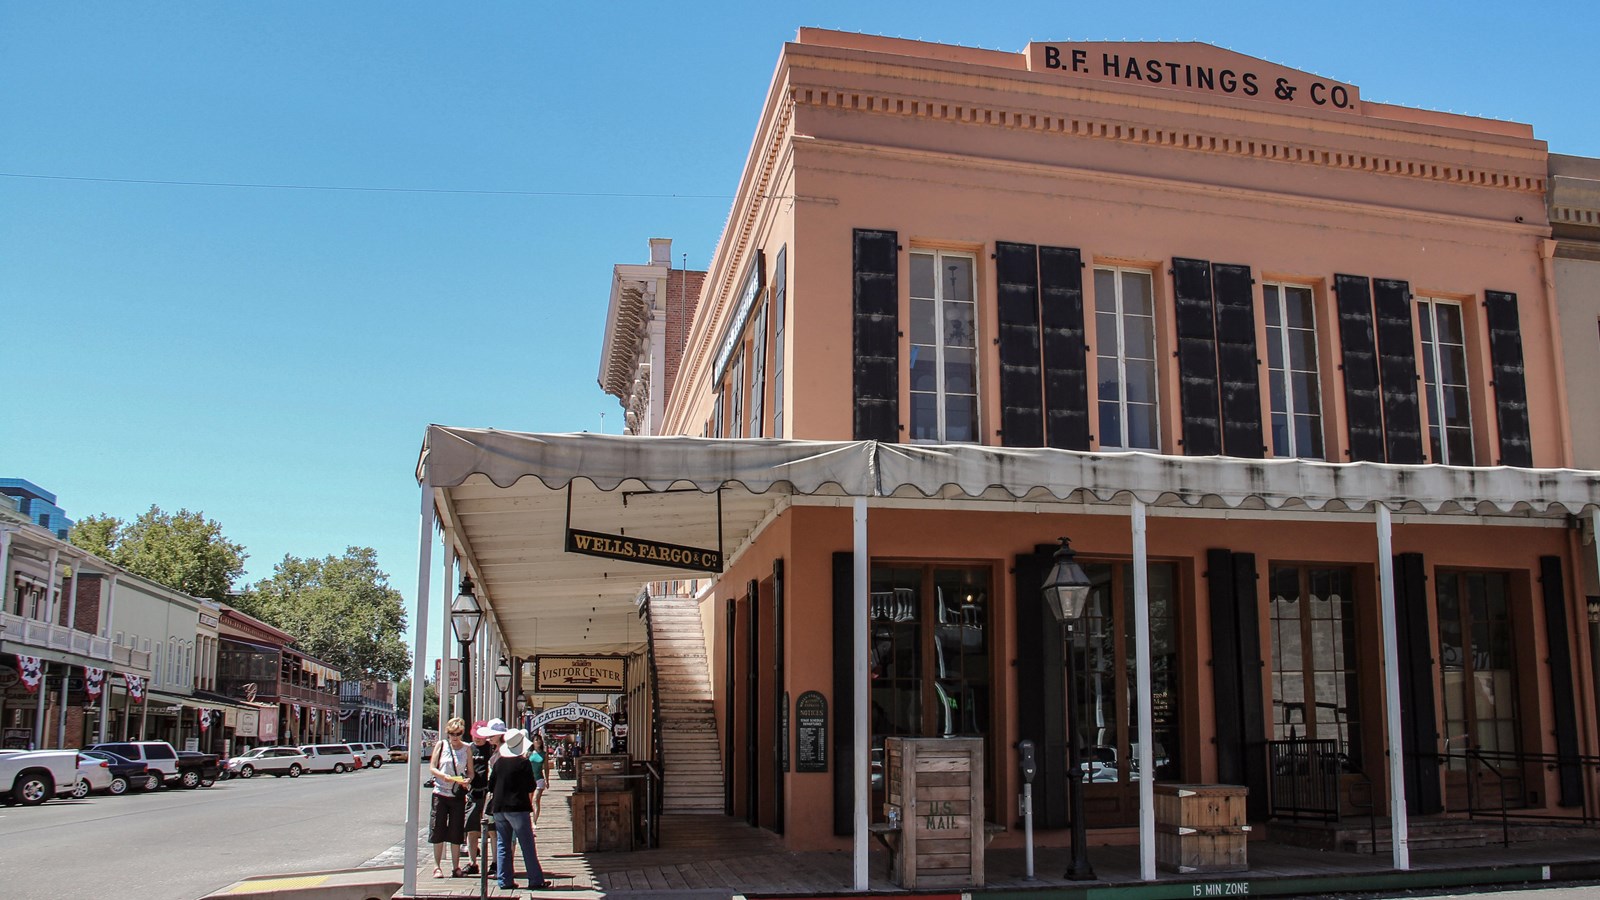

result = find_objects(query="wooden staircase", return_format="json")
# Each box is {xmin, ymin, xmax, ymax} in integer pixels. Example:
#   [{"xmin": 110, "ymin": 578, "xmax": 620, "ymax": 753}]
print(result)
[{"xmin": 648, "ymin": 595, "xmax": 725, "ymax": 813}]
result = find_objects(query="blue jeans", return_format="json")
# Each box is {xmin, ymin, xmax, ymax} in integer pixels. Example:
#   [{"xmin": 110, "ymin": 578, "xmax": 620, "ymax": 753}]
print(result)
[{"xmin": 493, "ymin": 811, "xmax": 543, "ymax": 888}]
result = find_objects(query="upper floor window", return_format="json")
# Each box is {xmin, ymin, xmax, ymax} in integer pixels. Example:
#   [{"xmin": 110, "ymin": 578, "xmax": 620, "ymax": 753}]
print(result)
[
  {"xmin": 728, "ymin": 353, "xmax": 745, "ymax": 438},
  {"xmin": 749, "ymin": 304, "xmax": 767, "ymax": 438},
  {"xmin": 1094, "ymin": 267, "xmax": 1159, "ymax": 450},
  {"xmin": 1418, "ymin": 300, "xmax": 1473, "ymax": 465},
  {"xmin": 1263, "ymin": 284, "xmax": 1324, "ymax": 459},
  {"xmin": 772, "ymin": 247, "xmax": 788, "ymax": 438},
  {"xmin": 909, "ymin": 250, "xmax": 978, "ymax": 442}
]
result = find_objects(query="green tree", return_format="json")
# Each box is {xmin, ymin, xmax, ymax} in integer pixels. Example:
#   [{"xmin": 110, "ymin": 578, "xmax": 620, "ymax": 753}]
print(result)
[
  {"xmin": 235, "ymin": 547, "xmax": 411, "ymax": 681},
  {"xmin": 397, "ymin": 675, "xmax": 439, "ymax": 730},
  {"xmin": 68, "ymin": 506, "xmax": 246, "ymax": 600}
]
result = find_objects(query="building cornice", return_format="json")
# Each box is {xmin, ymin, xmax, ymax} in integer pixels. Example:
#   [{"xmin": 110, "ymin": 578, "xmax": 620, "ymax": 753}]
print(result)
[{"xmin": 787, "ymin": 81, "xmax": 1546, "ymax": 197}]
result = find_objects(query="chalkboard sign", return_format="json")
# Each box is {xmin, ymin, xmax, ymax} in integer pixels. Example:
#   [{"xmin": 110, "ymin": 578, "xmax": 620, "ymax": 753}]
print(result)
[
  {"xmin": 780, "ymin": 691, "xmax": 790, "ymax": 772},
  {"xmin": 796, "ymin": 690, "xmax": 827, "ymax": 773}
]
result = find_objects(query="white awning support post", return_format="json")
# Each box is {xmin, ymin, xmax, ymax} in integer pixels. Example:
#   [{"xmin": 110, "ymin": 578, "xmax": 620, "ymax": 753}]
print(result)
[
  {"xmin": 441, "ymin": 543, "xmax": 457, "ymax": 721},
  {"xmin": 1132, "ymin": 498, "xmax": 1155, "ymax": 881},
  {"xmin": 1376, "ymin": 504, "xmax": 1410, "ymax": 870},
  {"xmin": 402, "ymin": 480, "xmax": 435, "ymax": 899},
  {"xmin": 852, "ymin": 495, "xmax": 869, "ymax": 891}
]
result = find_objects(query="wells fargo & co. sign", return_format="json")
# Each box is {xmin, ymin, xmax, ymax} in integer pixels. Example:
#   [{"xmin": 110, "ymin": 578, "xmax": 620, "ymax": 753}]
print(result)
[{"xmin": 565, "ymin": 527, "xmax": 723, "ymax": 572}]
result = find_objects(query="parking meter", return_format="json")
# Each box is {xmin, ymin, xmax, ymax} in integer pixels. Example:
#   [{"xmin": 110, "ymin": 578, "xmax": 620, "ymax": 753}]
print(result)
[{"xmin": 1017, "ymin": 740, "xmax": 1037, "ymax": 878}]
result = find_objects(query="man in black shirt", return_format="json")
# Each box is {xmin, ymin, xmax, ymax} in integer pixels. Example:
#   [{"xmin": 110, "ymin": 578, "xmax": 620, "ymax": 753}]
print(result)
[{"xmin": 488, "ymin": 728, "xmax": 547, "ymax": 890}]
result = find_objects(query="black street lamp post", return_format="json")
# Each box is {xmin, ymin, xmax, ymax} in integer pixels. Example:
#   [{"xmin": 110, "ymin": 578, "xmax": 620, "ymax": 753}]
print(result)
[
  {"xmin": 451, "ymin": 577, "xmax": 483, "ymax": 724},
  {"xmin": 1041, "ymin": 537, "xmax": 1096, "ymax": 881}
]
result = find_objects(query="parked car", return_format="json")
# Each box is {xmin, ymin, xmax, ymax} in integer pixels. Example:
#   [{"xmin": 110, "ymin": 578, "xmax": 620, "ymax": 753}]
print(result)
[
  {"xmin": 298, "ymin": 744, "xmax": 356, "ymax": 774},
  {"xmin": 87, "ymin": 741, "xmax": 180, "ymax": 787},
  {"xmin": 0, "ymin": 749, "xmax": 82, "ymax": 805},
  {"xmin": 79, "ymin": 749, "xmax": 157, "ymax": 794},
  {"xmin": 225, "ymin": 746, "xmax": 308, "ymax": 779},
  {"xmin": 388, "ymin": 744, "xmax": 409, "ymax": 764},
  {"xmin": 71, "ymin": 755, "xmax": 112, "ymax": 798},
  {"xmin": 350, "ymin": 742, "xmax": 387, "ymax": 769},
  {"xmin": 175, "ymin": 751, "xmax": 221, "ymax": 788}
]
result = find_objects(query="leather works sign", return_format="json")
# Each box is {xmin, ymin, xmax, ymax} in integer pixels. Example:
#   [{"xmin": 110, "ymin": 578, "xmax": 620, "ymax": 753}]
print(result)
[
  {"xmin": 565, "ymin": 527, "xmax": 723, "ymax": 573},
  {"xmin": 535, "ymin": 655, "xmax": 625, "ymax": 693}
]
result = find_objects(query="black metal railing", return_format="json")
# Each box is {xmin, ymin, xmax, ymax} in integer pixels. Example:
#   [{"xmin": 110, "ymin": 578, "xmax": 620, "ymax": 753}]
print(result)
[
  {"xmin": 1266, "ymin": 738, "xmax": 1342, "ymax": 822},
  {"xmin": 1348, "ymin": 775, "xmax": 1379, "ymax": 853},
  {"xmin": 1428, "ymin": 748, "xmax": 1600, "ymax": 833}
]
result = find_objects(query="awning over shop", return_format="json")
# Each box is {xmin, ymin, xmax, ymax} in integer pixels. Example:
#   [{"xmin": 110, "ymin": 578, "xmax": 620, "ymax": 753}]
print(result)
[
  {"xmin": 418, "ymin": 426, "xmax": 1600, "ymax": 655},
  {"xmin": 410, "ymin": 425, "xmax": 1600, "ymax": 892}
]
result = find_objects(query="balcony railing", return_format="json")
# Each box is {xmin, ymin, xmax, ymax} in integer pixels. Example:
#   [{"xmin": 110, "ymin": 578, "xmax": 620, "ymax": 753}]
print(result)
[{"xmin": 0, "ymin": 611, "xmax": 152, "ymax": 675}]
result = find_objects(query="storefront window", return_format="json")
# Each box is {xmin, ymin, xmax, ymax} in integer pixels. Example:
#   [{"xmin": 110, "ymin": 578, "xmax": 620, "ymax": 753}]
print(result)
[
  {"xmin": 868, "ymin": 564, "xmax": 991, "ymax": 813},
  {"xmin": 1071, "ymin": 562, "xmax": 1181, "ymax": 784},
  {"xmin": 1269, "ymin": 565, "xmax": 1360, "ymax": 770},
  {"xmin": 1436, "ymin": 570, "xmax": 1518, "ymax": 769}
]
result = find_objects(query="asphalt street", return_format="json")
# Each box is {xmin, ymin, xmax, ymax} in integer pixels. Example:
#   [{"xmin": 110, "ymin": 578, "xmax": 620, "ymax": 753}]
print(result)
[{"xmin": 0, "ymin": 760, "xmax": 414, "ymax": 900}]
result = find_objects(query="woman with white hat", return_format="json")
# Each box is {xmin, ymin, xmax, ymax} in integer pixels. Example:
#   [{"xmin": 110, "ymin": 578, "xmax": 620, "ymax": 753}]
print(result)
[{"xmin": 487, "ymin": 728, "xmax": 548, "ymax": 890}]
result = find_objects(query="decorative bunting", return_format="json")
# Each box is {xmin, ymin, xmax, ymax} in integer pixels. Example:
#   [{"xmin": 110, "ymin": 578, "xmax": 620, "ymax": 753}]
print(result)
[
  {"xmin": 292, "ymin": 702, "xmax": 301, "ymax": 718},
  {"xmin": 123, "ymin": 673, "xmax": 145, "ymax": 702},
  {"xmin": 84, "ymin": 666, "xmax": 106, "ymax": 701},
  {"xmin": 198, "ymin": 707, "xmax": 212, "ymax": 732},
  {"xmin": 16, "ymin": 655, "xmax": 44, "ymax": 693}
]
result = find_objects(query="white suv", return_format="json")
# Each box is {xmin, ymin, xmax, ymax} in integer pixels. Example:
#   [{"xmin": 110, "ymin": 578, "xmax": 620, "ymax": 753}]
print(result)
[
  {"xmin": 225, "ymin": 746, "xmax": 309, "ymax": 779},
  {"xmin": 298, "ymin": 744, "xmax": 356, "ymax": 774},
  {"xmin": 349, "ymin": 742, "xmax": 387, "ymax": 769},
  {"xmin": 88, "ymin": 741, "xmax": 180, "ymax": 786}
]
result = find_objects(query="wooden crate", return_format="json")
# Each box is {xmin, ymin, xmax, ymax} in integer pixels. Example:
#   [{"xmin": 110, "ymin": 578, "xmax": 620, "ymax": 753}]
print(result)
[
  {"xmin": 1154, "ymin": 784, "xmax": 1250, "ymax": 874},
  {"xmin": 572, "ymin": 788, "xmax": 635, "ymax": 852},
  {"xmin": 576, "ymin": 754, "xmax": 630, "ymax": 791},
  {"xmin": 882, "ymin": 737, "xmax": 985, "ymax": 889}
]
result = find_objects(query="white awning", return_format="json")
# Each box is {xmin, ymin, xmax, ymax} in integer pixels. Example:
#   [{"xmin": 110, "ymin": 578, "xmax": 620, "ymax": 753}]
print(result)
[{"xmin": 418, "ymin": 425, "xmax": 1600, "ymax": 657}]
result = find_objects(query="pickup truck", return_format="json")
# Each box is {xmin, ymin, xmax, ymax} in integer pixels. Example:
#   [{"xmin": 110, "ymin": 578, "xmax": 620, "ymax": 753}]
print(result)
[
  {"xmin": 175, "ymin": 751, "xmax": 221, "ymax": 788},
  {"xmin": 0, "ymin": 749, "xmax": 82, "ymax": 805}
]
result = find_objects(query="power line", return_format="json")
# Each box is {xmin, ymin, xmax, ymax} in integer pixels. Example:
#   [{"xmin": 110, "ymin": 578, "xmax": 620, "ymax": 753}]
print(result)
[{"xmin": 0, "ymin": 170, "xmax": 734, "ymax": 200}]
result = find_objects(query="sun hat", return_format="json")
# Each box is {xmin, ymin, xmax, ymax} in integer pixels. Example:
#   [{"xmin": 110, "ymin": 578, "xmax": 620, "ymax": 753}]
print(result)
[
  {"xmin": 475, "ymin": 718, "xmax": 508, "ymax": 739},
  {"xmin": 499, "ymin": 728, "xmax": 528, "ymax": 758}
]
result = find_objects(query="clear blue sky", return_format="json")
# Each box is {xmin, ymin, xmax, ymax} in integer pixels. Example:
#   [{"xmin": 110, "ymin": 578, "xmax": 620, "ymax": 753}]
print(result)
[{"xmin": 4, "ymin": 2, "xmax": 1597, "ymax": 667}]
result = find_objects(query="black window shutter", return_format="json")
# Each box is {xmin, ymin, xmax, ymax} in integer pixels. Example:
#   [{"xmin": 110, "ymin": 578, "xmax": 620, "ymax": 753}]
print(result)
[
  {"xmin": 1539, "ymin": 556, "xmax": 1583, "ymax": 806},
  {"xmin": 1334, "ymin": 275, "xmax": 1385, "ymax": 462},
  {"xmin": 1373, "ymin": 279, "xmax": 1423, "ymax": 464},
  {"xmin": 771, "ymin": 557, "xmax": 785, "ymax": 833},
  {"xmin": 1484, "ymin": 291, "xmax": 1533, "ymax": 467},
  {"xmin": 996, "ymin": 241, "xmax": 1044, "ymax": 447},
  {"xmin": 1394, "ymin": 552, "xmax": 1442, "ymax": 815},
  {"xmin": 1040, "ymin": 246, "xmax": 1091, "ymax": 451},
  {"xmin": 852, "ymin": 229, "xmax": 899, "ymax": 442},
  {"xmin": 1014, "ymin": 545, "xmax": 1067, "ymax": 827},
  {"xmin": 724, "ymin": 597, "xmax": 737, "ymax": 815},
  {"xmin": 1230, "ymin": 552, "xmax": 1268, "ymax": 819},
  {"xmin": 746, "ymin": 579, "xmax": 760, "ymax": 827},
  {"xmin": 1206, "ymin": 549, "xmax": 1244, "ymax": 787},
  {"xmin": 1212, "ymin": 263, "xmax": 1264, "ymax": 458},
  {"xmin": 1173, "ymin": 258, "xmax": 1222, "ymax": 455},
  {"xmin": 831, "ymin": 552, "xmax": 854, "ymax": 836}
]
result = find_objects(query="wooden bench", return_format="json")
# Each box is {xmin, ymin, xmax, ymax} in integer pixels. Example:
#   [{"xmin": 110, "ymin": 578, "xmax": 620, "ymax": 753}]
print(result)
[{"xmin": 868, "ymin": 821, "xmax": 1005, "ymax": 878}]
